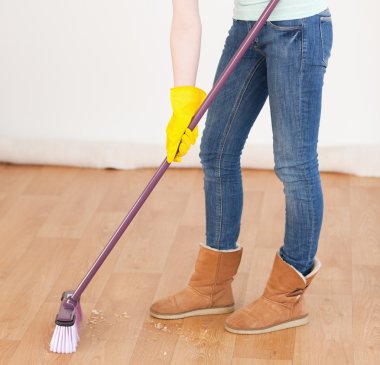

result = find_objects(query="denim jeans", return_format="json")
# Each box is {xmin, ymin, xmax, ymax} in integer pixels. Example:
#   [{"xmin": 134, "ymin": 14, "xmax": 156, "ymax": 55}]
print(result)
[{"xmin": 199, "ymin": 9, "xmax": 333, "ymax": 275}]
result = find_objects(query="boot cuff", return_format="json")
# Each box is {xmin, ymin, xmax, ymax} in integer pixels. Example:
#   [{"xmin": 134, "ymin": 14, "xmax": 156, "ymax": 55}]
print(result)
[{"xmin": 200, "ymin": 243, "xmax": 242, "ymax": 253}]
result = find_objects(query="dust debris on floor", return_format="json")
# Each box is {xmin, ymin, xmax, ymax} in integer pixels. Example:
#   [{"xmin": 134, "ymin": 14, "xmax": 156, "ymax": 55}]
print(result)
[
  {"xmin": 88, "ymin": 309, "xmax": 105, "ymax": 328},
  {"xmin": 113, "ymin": 312, "xmax": 130, "ymax": 319},
  {"xmin": 86, "ymin": 309, "xmax": 131, "ymax": 337},
  {"xmin": 154, "ymin": 322, "xmax": 168, "ymax": 331},
  {"xmin": 147, "ymin": 318, "xmax": 220, "ymax": 346}
]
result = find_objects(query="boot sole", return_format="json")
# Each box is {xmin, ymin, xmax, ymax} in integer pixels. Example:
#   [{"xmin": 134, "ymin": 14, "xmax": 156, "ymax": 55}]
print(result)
[
  {"xmin": 224, "ymin": 315, "xmax": 309, "ymax": 335},
  {"xmin": 150, "ymin": 305, "xmax": 235, "ymax": 320}
]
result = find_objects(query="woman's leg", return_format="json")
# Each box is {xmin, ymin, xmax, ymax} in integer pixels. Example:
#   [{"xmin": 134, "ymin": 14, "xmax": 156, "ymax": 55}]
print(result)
[
  {"xmin": 264, "ymin": 10, "xmax": 333, "ymax": 275},
  {"xmin": 150, "ymin": 19, "xmax": 269, "ymax": 320},
  {"xmin": 225, "ymin": 11, "xmax": 333, "ymax": 334},
  {"xmin": 200, "ymin": 20, "xmax": 268, "ymax": 251}
]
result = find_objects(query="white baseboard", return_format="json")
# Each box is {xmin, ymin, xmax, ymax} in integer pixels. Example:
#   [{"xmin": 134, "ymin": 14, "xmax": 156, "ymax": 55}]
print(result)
[{"xmin": 0, "ymin": 138, "xmax": 379, "ymax": 177}]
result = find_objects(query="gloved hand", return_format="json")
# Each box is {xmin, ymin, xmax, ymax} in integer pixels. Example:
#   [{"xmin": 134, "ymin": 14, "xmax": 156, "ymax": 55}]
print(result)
[{"xmin": 166, "ymin": 85, "xmax": 207, "ymax": 163}]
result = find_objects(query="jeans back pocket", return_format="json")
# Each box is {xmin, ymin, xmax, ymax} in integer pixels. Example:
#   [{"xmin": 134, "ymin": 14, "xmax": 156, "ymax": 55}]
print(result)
[{"xmin": 320, "ymin": 16, "xmax": 333, "ymax": 67}]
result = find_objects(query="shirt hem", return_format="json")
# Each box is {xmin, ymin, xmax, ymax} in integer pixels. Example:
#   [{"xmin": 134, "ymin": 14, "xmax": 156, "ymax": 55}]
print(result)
[{"xmin": 232, "ymin": 3, "xmax": 329, "ymax": 21}]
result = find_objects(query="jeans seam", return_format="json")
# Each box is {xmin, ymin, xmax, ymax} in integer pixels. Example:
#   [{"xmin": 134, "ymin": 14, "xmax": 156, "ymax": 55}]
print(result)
[
  {"xmin": 305, "ymin": 171, "xmax": 316, "ymax": 268},
  {"xmin": 301, "ymin": 16, "xmax": 316, "ymax": 269},
  {"xmin": 214, "ymin": 56, "xmax": 266, "ymax": 248},
  {"xmin": 300, "ymin": 57, "xmax": 316, "ymax": 268},
  {"xmin": 300, "ymin": 19, "xmax": 305, "ymax": 72},
  {"xmin": 296, "ymin": 19, "xmax": 305, "ymax": 266},
  {"xmin": 246, "ymin": 20, "xmax": 251, "ymax": 33}
]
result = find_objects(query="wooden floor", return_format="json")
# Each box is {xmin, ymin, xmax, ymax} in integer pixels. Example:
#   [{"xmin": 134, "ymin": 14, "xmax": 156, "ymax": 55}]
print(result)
[{"xmin": 0, "ymin": 164, "xmax": 379, "ymax": 365}]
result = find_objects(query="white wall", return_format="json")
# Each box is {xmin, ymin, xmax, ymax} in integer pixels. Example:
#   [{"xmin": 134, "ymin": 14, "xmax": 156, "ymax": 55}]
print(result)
[{"xmin": 0, "ymin": 0, "xmax": 379, "ymax": 176}]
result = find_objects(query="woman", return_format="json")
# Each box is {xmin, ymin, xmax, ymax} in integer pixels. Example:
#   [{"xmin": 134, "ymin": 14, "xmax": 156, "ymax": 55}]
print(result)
[{"xmin": 150, "ymin": 0, "xmax": 333, "ymax": 334}]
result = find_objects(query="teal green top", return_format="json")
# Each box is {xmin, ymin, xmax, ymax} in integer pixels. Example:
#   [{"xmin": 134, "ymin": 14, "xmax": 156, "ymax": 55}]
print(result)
[{"xmin": 233, "ymin": 0, "xmax": 328, "ymax": 21}]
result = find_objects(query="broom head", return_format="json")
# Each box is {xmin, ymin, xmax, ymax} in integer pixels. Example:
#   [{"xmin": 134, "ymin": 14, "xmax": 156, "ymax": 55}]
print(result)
[{"xmin": 50, "ymin": 291, "xmax": 82, "ymax": 353}]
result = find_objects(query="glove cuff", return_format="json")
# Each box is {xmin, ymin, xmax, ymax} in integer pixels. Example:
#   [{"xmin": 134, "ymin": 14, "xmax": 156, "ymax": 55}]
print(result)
[{"xmin": 170, "ymin": 86, "xmax": 207, "ymax": 115}]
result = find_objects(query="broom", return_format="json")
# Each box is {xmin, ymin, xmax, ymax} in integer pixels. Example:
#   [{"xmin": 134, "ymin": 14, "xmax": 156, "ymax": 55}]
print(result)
[{"xmin": 49, "ymin": 0, "xmax": 280, "ymax": 353}]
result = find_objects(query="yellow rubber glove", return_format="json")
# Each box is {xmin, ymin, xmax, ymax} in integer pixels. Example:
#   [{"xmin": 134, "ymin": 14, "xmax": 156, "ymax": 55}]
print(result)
[{"xmin": 166, "ymin": 85, "xmax": 207, "ymax": 163}]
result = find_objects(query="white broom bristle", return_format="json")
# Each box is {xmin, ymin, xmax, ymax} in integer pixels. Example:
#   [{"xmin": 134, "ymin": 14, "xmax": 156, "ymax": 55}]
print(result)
[
  {"xmin": 50, "ymin": 303, "xmax": 82, "ymax": 353},
  {"xmin": 49, "ymin": 321, "xmax": 79, "ymax": 353}
]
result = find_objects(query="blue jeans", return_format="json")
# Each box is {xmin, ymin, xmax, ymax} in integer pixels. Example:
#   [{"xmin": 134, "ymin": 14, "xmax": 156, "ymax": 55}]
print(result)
[{"xmin": 199, "ymin": 9, "xmax": 333, "ymax": 275}]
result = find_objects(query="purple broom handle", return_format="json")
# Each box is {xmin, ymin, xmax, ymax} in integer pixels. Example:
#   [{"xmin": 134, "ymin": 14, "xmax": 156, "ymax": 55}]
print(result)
[{"xmin": 68, "ymin": 0, "xmax": 280, "ymax": 305}]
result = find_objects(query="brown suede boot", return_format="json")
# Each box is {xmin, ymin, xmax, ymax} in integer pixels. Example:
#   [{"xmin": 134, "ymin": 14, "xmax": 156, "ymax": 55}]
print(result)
[
  {"xmin": 150, "ymin": 244, "xmax": 243, "ymax": 320},
  {"xmin": 224, "ymin": 251, "xmax": 321, "ymax": 334}
]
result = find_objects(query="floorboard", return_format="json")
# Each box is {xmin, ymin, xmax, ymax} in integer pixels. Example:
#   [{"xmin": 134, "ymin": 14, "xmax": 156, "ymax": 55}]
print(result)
[{"xmin": 0, "ymin": 165, "xmax": 378, "ymax": 364}]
